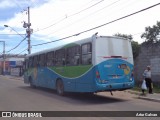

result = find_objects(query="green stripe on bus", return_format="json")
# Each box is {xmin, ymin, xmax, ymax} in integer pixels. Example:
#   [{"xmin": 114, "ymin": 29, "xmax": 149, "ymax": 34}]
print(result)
[{"xmin": 50, "ymin": 65, "xmax": 92, "ymax": 78}]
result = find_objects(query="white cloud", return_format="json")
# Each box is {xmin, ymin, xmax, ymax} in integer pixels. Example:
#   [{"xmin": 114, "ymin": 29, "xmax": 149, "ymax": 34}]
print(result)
[
  {"xmin": 0, "ymin": 0, "xmax": 16, "ymax": 9},
  {"xmin": 1, "ymin": 0, "xmax": 160, "ymax": 47}
]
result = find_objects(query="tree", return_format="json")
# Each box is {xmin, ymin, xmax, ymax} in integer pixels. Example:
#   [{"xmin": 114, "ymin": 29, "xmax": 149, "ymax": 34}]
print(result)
[
  {"xmin": 141, "ymin": 21, "xmax": 160, "ymax": 43},
  {"xmin": 131, "ymin": 41, "xmax": 140, "ymax": 59},
  {"xmin": 114, "ymin": 33, "xmax": 140, "ymax": 59},
  {"xmin": 114, "ymin": 33, "xmax": 133, "ymax": 40}
]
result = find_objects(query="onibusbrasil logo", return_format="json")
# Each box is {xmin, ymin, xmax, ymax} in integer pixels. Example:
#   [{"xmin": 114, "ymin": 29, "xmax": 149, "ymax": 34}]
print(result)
[{"xmin": 2, "ymin": 112, "xmax": 42, "ymax": 118}]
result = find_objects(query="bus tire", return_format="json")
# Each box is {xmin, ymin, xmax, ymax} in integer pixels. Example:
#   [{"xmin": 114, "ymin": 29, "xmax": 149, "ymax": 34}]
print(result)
[
  {"xmin": 29, "ymin": 77, "xmax": 36, "ymax": 88},
  {"xmin": 56, "ymin": 79, "xmax": 64, "ymax": 96}
]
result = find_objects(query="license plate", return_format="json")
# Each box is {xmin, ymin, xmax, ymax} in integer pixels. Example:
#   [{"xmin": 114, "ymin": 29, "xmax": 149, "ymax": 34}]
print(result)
[
  {"xmin": 120, "ymin": 64, "xmax": 127, "ymax": 69},
  {"xmin": 112, "ymin": 75, "xmax": 119, "ymax": 78}
]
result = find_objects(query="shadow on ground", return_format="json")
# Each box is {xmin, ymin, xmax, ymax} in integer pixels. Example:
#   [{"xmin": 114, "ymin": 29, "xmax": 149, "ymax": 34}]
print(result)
[{"xmin": 19, "ymin": 85, "xmax": 128, "ymax": 105}]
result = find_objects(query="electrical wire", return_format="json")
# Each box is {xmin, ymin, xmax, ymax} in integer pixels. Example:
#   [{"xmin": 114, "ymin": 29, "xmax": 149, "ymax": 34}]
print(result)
[
  {"xmin": 13, "ymin": 42, "xmax": 28, "ymax": 54},
  {"xmin": 32, "ymin": 2, "xmax": 160, "ymax": 47},
  {"xmin": 16, "ymin": 48, "xmax": 28, "ymax": 56},
  {"xmin": 33, "ymin": 0, "xmax": 105, "ymax": 33},
  {"xmin": 0, "ymin": 34, "xmax": 25, "ymax": 36},
  {"xmin": 69, "ymin": 0, "xmax": 104, "ymax": 17},
  {"xmin": 13, "ymin": 0, "xmax": 24, "ymax": 10},
  {"xmin": 132, "ymin": 32, "xmax": 143, "ymax": 36},
  {"xmin": 6, "ymin": 36, "xmax": 27, "ymax": 53},
  {"xmin": 45, "ymin": 0, "xmax": 121, "ymax": 36}
]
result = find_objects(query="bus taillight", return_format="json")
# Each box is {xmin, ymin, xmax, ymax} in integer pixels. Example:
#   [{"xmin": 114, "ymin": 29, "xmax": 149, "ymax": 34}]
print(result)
[
  {"xmin": 129, "ymin": 70, "xmax": 134, "ymax": 81},
  {"xmin": 96, "ymin": 71, "xmax": 100, "ymax": 79},
  {"xmin": 131, "ymin": 71, "xmax": 134, "ymax": 77}
]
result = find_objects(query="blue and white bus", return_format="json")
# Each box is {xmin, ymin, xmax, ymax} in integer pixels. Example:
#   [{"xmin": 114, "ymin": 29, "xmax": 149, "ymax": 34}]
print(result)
[{"xmin": 24, "ymin": 34, "xmax": 134, "ymax": 95}]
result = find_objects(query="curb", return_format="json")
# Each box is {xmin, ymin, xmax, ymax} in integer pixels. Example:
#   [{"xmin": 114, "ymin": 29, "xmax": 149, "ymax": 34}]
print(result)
[
  {"xmin": 9, "ymin": 76, "xmax": 23, "ymax": 81},
  {"xmin": 126, "ymin": 90, "xmax": 160, "ymax": 102},
  {"xmin": 0, "ymin": 75, "xmax": 23, "ymax": 81},
  {"xmin": 138, "ymin": 96, "xmax": 160, "ymax": 103}
]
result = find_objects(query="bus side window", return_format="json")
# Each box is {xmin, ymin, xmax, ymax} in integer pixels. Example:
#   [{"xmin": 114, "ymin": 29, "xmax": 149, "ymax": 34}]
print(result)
[
  {"xmin": 66, "ymin": 45, "xmax": 80, "ymax": 66},
  {"xmin": 81, "ymin": 43, "xmax": 92, "ymax": 65},
  {"xmin": 27, "ymin": 59, "xmax": 29, "ymax": 69},
  {"xmin": 33, "ymin": 55, "xmax": 39, "ymax": 67},
  {"xmin": 55, "ymin": 49, "xmax": 65, "ymax": 66},
  {"xmin": 29, "ymin": 57, "xmax": 33, "ymax": 68},
  {"xmin": 46, "ymin": 51, "xmax": 54, "ymax": 67},
  {"xmin": 39, "ymin": 54, "xmax": 46, "ymax": 67},
  {"xmin": 24, "ymin": 59, "xmax": 28, "ymax": 70}
]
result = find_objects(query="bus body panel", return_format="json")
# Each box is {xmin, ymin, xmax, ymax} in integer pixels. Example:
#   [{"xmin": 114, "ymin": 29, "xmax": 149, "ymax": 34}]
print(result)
[
  {"xmin": 95, "ymin": 59, "xmax": 134, "ymax": 91},
  {"xmin": 93, "ymin": 36, "xmax": 134, "ymax": 91},
  {"xmin": 24, "ymin": 35, "xmax": 134, "ymax": 93},
  {"xmin": 24, "ymin": 63, "xmax": 134, "ymax": 93}
]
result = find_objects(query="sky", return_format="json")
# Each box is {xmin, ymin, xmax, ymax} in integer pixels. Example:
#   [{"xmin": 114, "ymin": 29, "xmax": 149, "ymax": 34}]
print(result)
[{"xmin": 0, "ymin": 0, "xmax": 160, "ymax": 55}]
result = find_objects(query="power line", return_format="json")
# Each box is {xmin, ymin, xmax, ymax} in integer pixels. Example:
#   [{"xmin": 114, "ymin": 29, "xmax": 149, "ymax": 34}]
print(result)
[
  {"xmin": 12, "ymin": 42, "xmax": 28, "ymax": 54},
  {"xmin": 132, "ymin": 32, "xmax": 143, "ymax": 36},
  {"xmin": 32, "ymin": 35, "xmax": 75, "ymax": 46},
  {"xmin": 32, "ymin": 2, "xmax": 160, "ymax": 47},
  {"xmin": 13, "ymin": 0, "xmax": 23, "ymax": 10},
  {"xmin": 33, "ymin": 0, "xmax": 105, "ymax": 33},
  {"xmin": 46, "ymin": 0, "xmax": 121, "ymax": 37},
  {"xmin": 69, "ymin": 0, "xmax": 104, "ymax": 17},
  {"xmin": 74, "ymin": 2, "xmax": 160, "ymax": 36},
  {"xmin": 16, "ymin": 48, "xmax": 28, "ymax": 56},
  {"xmin": 0, "ymin": 34, "xmax": 26, "ymax": 36},
  {"xmin": 6, "ymin": 36, "xmax": 27, "ymax": 53}
]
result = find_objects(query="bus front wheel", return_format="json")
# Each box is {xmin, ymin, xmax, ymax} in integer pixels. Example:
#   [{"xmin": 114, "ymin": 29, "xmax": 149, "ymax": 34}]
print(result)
[
  {"xmin": 29, "ymin": 77, "xmax": 36, "ymax": 88},
  {"xmin": 56, "ymin": 79, "xmax": 64, "ymax": 96}
]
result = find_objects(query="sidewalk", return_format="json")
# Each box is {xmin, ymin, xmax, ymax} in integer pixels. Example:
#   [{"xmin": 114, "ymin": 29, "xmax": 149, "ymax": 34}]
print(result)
[
  {"xmin": 0, "ymin": 75, "xmax": 23, "ymax": 81},
  {"xmin": 126, "ymin": 90, "xmax": 160, "ymax": 102}
]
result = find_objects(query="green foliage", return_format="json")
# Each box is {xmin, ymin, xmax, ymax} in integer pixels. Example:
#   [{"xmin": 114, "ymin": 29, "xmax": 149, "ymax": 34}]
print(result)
[
  {"xmin": 131, "ymin": 41, "xmax": 140, "ymax": 59},
  {"xmin": 114, "ymin": 33, "xmax": 133, "ymax": 40},
  {"xmin": 141, "ymin": 21, "xmax": 160, "ymax": 43}
]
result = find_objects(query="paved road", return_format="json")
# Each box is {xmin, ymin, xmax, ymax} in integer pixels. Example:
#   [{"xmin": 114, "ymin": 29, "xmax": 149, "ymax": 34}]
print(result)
[{"xmin": 0, "ymin": 76, "xmax": 159, "ymax": 120}]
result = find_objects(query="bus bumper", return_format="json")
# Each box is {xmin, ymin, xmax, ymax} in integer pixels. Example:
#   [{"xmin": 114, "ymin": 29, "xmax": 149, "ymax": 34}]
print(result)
[{"xmin": 96, "ymin": 81, "xmax": 134, "ymax": 91}]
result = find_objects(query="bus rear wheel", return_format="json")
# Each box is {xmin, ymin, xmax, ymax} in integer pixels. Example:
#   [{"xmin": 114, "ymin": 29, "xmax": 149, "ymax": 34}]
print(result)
[{"xmin": 56, "ymin": 79, "xmax": 64, "ymax": 96}]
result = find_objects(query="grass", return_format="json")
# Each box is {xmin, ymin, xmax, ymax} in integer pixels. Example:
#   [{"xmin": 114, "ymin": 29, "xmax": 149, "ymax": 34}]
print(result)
[{"xmin": 132, "ymin": 84, "xmax": 160, "ymax": 93}]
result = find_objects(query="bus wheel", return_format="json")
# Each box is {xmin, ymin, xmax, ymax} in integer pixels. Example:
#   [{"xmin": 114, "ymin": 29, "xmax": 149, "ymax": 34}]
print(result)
[
  {"xmin": 56, "ymin": 79, "xmax": 64, "ymax": 96},
  {"xmin": 29, "ymin": 77, "xmax": 36, "ymax": 88}
]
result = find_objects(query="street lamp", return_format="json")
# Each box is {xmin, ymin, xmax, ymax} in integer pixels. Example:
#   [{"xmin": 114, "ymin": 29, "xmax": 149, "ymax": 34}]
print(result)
[
  {"xmin": 4, "ymin": 25, "xmax": 25, "ymax": 38},
  {"xmin": 0, "ymin": 41, "xmax": 5, "ymax": 75},
  {"xmin": 4, "ymin": 24, "xmax": 32, "ymax": 54}
]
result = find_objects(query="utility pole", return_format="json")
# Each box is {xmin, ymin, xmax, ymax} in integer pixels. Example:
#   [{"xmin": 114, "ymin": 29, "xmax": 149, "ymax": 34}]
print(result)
[
  {"xmin": 23, "ymin": 7, "xmax": 33, "ymax": 54},
  {"xmin": 3, "ymin": 42, "xmax": 5, "ymax": 75},
  {"xmin": 27, "ymin": 7, "xmax": 31, "ymax": 54},
  {"xmin": 0, "ymin": 41, "xmax": 5, "ymax": 75}
]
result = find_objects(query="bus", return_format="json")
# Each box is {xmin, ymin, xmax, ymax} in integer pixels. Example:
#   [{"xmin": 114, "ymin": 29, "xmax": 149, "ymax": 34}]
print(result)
[{"xmin": 24, "ymin": 34, "xmax": 134, "ymax": 95}]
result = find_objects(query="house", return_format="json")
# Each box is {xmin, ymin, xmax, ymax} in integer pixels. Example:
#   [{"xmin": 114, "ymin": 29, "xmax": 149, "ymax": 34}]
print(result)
[{"xmin": 0, "ymin": 54, "xmax": 25, "ymax": 76}]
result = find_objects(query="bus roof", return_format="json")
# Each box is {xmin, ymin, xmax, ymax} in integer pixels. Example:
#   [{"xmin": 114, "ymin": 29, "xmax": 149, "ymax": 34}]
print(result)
[{"xmin": 26, "ymin": 35, "xmax": 128, "ymax": 58}]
